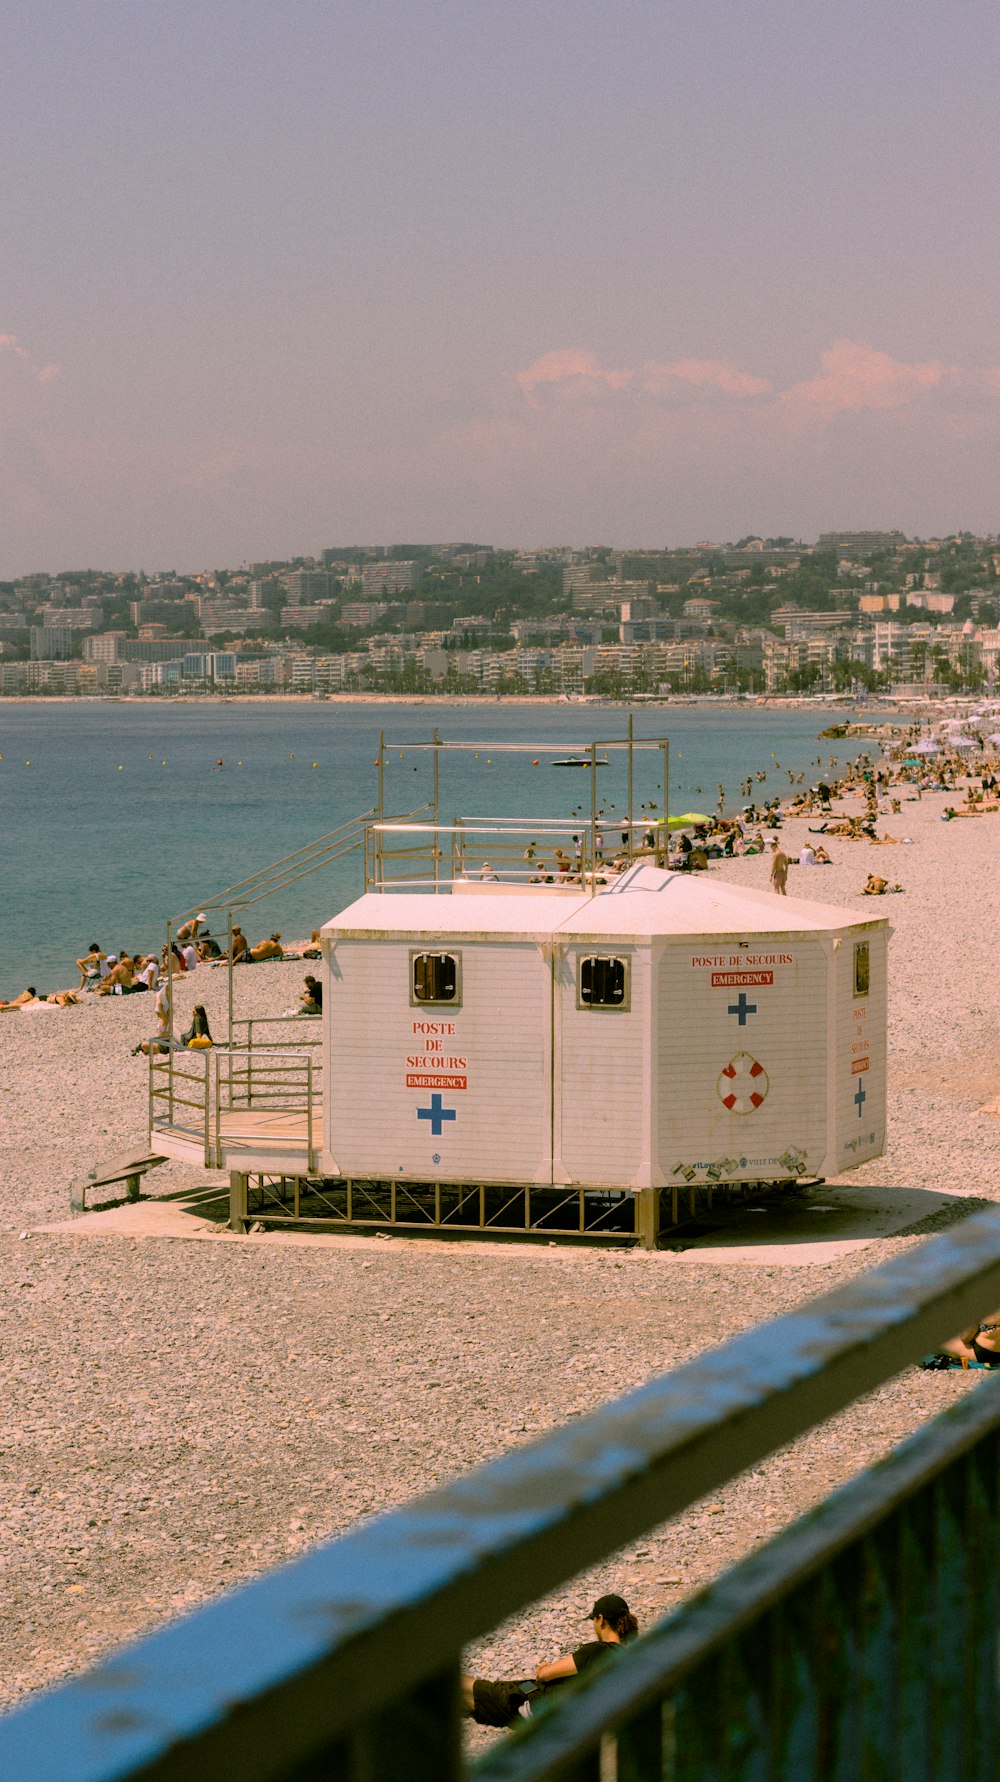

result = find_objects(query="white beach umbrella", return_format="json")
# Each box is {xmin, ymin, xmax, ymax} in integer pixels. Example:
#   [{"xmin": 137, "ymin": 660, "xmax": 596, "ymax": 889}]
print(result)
[
  {"xmin": 947, "ymin": 734, "xmax": 977, "ymax": 749},
  {"xmin": 911, "ymin": 738, "xmax": 940, "ymax": 754}
]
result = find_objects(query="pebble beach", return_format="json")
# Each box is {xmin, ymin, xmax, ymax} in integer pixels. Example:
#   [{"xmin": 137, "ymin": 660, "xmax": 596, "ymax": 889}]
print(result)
[{"xmin": 0, "ymin": 774, "xmax": 997, "ymax": 1736}]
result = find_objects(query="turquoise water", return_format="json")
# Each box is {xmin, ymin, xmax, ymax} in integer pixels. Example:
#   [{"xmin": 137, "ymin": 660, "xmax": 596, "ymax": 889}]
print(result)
[{"xmin": 0, "ymin": 700, "xmax": 874, "ymax": 997}]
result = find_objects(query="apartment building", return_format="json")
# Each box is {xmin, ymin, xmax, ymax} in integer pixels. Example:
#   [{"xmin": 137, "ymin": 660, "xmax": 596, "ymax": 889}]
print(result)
[{"xmin": 360, "ymin": 561, "xmax": 420, "ymax": 598}]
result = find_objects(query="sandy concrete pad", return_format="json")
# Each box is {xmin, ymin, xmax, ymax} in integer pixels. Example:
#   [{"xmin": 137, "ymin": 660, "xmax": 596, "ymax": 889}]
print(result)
[
  {"xmin": 666, "ymin": 1181, "xmax": 957, "ymax": 1264},
  {"xmin": 33, "ymin": 1179, "xmax": 957, "ymax": 1265}
]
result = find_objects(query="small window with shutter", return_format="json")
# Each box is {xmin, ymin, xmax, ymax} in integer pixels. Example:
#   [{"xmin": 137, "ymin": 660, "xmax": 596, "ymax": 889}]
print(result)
[
  {"xmin": 578, "ymin": 955, "xmax": 629, "ymax": 1010},
  {"xmin": 411, "ymin": 952, "xmax": 461, "ymax": 1006}
]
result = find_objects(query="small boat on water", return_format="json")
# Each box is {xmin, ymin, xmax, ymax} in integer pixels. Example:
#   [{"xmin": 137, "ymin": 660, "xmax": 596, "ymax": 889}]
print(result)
[{"xmin": 552, "ymin": 755, "xmax": 608, "ymax": 767}]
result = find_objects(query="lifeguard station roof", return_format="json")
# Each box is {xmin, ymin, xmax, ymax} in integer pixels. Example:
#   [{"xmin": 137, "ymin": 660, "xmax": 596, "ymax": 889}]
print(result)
[
  {"xmin": 558, "ymin": 862, "xmax": 882, "ymax": 938},
  {"xmin": 323, "ymin": 864, "xmax": 883, "ymax": 943},
  {"xmin": 322, "ymin": 888, "xmax": 586, "ymax": 943}
]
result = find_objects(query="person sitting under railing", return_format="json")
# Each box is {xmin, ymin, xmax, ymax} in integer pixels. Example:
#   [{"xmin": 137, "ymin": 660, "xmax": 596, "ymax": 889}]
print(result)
[
  {"xmin": 922, "ymin": 1310, "xmax": 1000, "ymax": 1369},
  {"xmin": 462, "ymin": 1594, "xmax": 638, "ymax": 1728}
]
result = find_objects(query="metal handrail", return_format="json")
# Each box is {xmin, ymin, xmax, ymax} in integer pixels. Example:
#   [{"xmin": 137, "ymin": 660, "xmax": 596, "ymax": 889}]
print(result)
[
  {"xmin": 473, "ymin": 1377, "xmax": 1000, "ymax": 1780},
  {"xmin": 149, "ymin": 1046, "xmax": 319, "ymax": 1172},
  {"xmin": 3, "ymin": 1210, "xmax": 1000, "ymax": 1778},
  {"xmin": 211, "ymin": 1047, "xmax": 318, "ymax": 1171}
]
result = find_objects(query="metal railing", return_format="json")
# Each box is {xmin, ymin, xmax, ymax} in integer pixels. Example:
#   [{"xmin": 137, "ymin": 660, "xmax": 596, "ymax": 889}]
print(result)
[
  {"xmin": 148, "ymin": 1049, "xmax": 211, "ymax": 1156},
  {"xmin": 149, "ymin": 1044, "xmax": 320, "ymax": 1172},
  {"xmin": 212, "ymin": 1046, "xmax": 320, "ymax": 1172},
  {"xmin": 234, "ymin": 1013, "xmax": 324, "ymax": 1056},
  {"xmin": 3, "ymin": 1211, "xmax": 1000, "ymax": 1779}
]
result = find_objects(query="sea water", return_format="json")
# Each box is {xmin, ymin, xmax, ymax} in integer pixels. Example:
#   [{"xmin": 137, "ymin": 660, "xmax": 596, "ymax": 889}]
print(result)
[{"xmin": 0, "ymin": 700, "xmax": 875, "ymax": 997}]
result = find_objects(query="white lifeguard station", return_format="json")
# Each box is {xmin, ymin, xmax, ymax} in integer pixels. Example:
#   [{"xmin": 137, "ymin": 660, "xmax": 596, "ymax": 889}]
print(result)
[
  {"xmin": 321, "ymin": 863, "xmax": 887, "ymax": 1242},
  {"xmin": 149, "ymin": 728, "xmax": 888, "ymax": 1245}
]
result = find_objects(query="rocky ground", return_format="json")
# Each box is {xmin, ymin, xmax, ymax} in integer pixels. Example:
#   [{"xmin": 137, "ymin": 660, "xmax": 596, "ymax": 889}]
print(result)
[{"xmin": 0, "ymin": 782, "xmax": 997, "ymax": 1752}]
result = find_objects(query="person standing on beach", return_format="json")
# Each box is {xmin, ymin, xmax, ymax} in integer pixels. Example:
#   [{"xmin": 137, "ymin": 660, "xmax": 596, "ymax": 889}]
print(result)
[{"xmin": 769, "ymin": 840, "xmax": 789, "ymax": 895}]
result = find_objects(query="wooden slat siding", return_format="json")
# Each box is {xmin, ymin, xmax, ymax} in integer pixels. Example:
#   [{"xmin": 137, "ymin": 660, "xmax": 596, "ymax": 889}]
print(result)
[
  {"xmin": 556, "ymin": 945, "xmax": 647, "ymax": 1186},
  {"xmin": 657, "ymin": 938, "xmax": 829, "ymax": 1184},
  {"xmin": 832, "ymin": 921, "xmax": 887, "ymax": 1172},
  {"xmin": 326, "ymin": 939, "xmax": 553, "ymax": 1184}
]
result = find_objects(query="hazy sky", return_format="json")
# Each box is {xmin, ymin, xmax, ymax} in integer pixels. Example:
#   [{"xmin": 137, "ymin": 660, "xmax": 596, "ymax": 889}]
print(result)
[{"xmin": 4, "ymin": 0, "xmax": 1000, "ymax": 573}]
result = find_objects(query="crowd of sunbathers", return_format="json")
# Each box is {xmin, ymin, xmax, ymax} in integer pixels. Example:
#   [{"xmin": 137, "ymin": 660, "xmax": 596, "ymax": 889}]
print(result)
[{"xmin": 0, "ymin": 916, "xmax": 326, "ymax": 1019}]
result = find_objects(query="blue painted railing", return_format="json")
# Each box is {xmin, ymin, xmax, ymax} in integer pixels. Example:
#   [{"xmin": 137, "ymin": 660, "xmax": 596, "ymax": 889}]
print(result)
[{"xmin": 3, "ymin": 1211, "xmax": 1000, "ymax": 1780}]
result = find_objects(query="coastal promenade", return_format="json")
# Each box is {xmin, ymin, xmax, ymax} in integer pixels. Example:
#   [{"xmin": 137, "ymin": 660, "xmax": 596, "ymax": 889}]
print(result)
[{"xmin": 0, "ymin": 784, "xmax": 995, "ymax": 1724}]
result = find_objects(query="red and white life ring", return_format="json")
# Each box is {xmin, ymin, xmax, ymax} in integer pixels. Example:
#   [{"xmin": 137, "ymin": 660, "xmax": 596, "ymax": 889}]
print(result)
[{"xmin": 718, "ymin": 1052, "xmax": 769, "ymax": 1114}]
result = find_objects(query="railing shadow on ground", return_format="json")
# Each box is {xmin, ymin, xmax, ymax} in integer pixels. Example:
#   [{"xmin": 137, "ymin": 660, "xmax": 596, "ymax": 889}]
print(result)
[{"xmin": 4, "ymin": 1210, "xmax": 1000, "ymax": 1781}]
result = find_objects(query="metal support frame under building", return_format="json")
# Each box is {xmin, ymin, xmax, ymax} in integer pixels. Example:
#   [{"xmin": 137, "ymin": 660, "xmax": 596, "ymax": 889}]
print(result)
[{"xmin": 228, "ymin": 1172, "xmax": 810, "ymax": 1247}]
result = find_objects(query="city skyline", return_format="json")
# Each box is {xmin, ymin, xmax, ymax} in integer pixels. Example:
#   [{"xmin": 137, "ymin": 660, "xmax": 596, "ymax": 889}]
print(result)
[{"xmin": 5, "ymin": 0, "xmax": 1000, "ymax": 574}]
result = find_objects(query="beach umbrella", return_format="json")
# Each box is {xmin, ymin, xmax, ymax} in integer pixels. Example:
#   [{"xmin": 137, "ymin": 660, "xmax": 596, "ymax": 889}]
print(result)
[
  {"xmin": 666, "ymin": 812, "xmax": 711, "ymax": 828},
  {"xmin": 987, "ymin": 733, "xmax": 1000, "ymax": 745},
  {"xmin": 948, "ymin": 735, "xmax": 977, "ymax": 749},
  {"xmin": 911, "ymin": 738, "xmax": 940, "ymax": 755}
]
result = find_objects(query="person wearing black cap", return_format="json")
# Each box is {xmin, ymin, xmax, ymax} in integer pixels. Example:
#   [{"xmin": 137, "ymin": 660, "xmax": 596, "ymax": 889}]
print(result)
[{"xmin": 461, "ymin": 1593, "xmax": 638, "ymax": 1728}]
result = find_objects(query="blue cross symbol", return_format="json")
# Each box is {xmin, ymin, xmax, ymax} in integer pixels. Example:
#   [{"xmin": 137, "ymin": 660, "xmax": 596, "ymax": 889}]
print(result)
[
  {"xmin": 728, "ymin": 992, "xmax": 758, "ymax": 1026},
  {"xmin": 417, "ymin": 1093, "xmax": 457, "ymax": 1137},
  {"xmin": 854, "ymin": 1081, "xmax": 867, "ymax": 1119}
]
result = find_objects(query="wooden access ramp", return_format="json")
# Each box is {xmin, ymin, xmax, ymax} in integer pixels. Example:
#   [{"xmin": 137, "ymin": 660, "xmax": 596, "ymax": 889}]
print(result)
[{"xmin": 70, "ymin": 1151, "xmax": 168, "ymax": 1212}]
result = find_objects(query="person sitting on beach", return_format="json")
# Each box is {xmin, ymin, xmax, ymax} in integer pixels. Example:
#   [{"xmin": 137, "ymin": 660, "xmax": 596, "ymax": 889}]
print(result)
[
  {"xmin": 462, "ymin": 1594, "xmax": 639, "ymax": 1729},
  {"xmin": 197, "ymin": 933, "xmax": 222, "ymax": 961},
  {"xmin": 176, "ymin": 914, "xmax": 206, "ymax": 944},
  {"xmin": 99, "ymin": 954, "xmax": 135, "ymax": 994},
  {"xmin": 180, "ymin": 939, "xmax": 198, "ymax": 972},
  {"xmin": 134, "ymin": 982, "xmax": 176, "ymax": 1054},
  {"xmin": 181, "ymin": 1005, "xmax": 213, "ymax": 1048},
  {"xmin": 249, "ymin": 932, "xmax": 284, "ymax": 961},
  {"xmin": 299, "ymin": 974, "xmax": 322, "ymax": 1015},
  {"xmin": 798, "ymin": 844, "xmax": 818, "ymax": 867},
  {"xmin": 75, "ymin": 943, "xmax": 107, "ymax": 990},
  {"xmin": 862, "ymin": 874, "xmax": 888, "ymax": 895},
  {"xmin": 922, "ymin": 1310, "xmax": 1000, "ymax": 1369},
  {"xmin": 135, "ymin": 954, "xmax": 158, "ymax": 992},
  {"xmin": 303, "ymin": 929, "xmax": 322, "ymax": 959},
  {"xmin": 229, "ymin": 926, "xmax": 250, "ymax": 962},
  {"xmin": 813, "ymin": 846, "xmax": 832, "ymax": 864}
]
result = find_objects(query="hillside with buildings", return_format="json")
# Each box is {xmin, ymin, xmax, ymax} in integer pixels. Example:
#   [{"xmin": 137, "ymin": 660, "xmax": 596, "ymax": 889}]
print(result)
[{"xmin": 3, "ymin": 530, "xmax": 999, "ymax": 698}]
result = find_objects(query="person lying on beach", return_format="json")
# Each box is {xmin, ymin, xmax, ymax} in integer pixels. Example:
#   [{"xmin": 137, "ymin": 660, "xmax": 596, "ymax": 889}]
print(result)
[
  {"xmin": 462, "ymin": 1594, "xmax": 639, "ymax": 1728},
  {"xmin": 75, "ymin": 944, "xmax": 106, "ymax": 990},
  {"xmin": 1, "ymin": 987, "xmax": 79, "ymax": 1010},
  {"xmin": 0, "ymin": 988, "xmax": 40, "ymax": 1009},
  {"xmin": 249, "ymin": 932, "xmax": 284, "ymax": 961}
]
